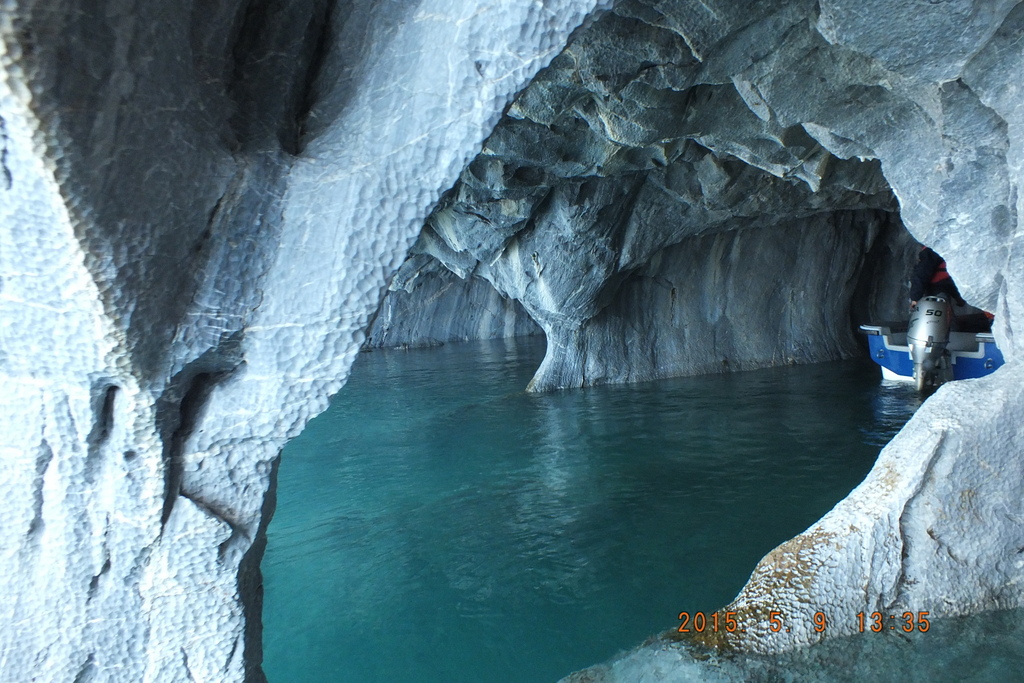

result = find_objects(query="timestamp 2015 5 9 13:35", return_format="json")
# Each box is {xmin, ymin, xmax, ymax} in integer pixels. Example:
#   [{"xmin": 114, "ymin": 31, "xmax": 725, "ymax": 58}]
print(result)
[
  {"xmin": 857, "ymin": 611, "xmax": 930, "ymax": 633},
  {"xmin": 676, "ymin": 610, "xmax": 931, "ymax": 634}
]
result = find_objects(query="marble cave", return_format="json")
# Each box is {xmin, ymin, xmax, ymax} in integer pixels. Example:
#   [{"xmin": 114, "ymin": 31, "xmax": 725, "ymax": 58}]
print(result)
[{"xmin": 2, "ymin": 0, "xmax": 1024, "ymax": 680}]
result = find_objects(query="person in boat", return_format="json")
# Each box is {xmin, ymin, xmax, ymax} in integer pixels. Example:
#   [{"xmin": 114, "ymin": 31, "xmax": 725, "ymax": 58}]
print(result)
[{"xmin": 909, "ymin": 246, "xmax": 964, "ymax": 310}]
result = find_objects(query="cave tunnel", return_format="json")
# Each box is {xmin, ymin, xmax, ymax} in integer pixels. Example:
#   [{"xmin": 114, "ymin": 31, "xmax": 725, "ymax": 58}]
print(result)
[
  {"xmin": 3, "ymin": 1, "xmax": 1024, "ymax": 682},
  {"xmin": 263, "ymin": 6, "xmax": 995, "ymax": 681},
  {"xmin": 363, "ymin": 21, "xmax": 926, "ymax": 393}
]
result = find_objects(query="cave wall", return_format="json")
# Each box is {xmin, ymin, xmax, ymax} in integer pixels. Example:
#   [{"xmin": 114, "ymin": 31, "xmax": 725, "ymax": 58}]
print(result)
[
  {"xmin": 564, "ymin": 210, "xmax": 905, "ymax": 386},
  {"xmin": 365, "ymin": 259, "xmax": 540, "ymax": 349},
  {"xmin": 384, "ymin": 3, "xmax": 926, "ymax": 390},
  {"xmin": 4, "ymin": 0, "xmax": 1024, "ymax": 681},
  {"xmin": 0, "ymin": 1, "xmax": 610, "ymax": 680}
]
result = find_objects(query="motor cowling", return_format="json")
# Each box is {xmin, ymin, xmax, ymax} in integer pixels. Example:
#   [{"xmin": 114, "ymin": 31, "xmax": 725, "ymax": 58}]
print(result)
[{"xmin": 908, "ymin": 295, "xmax": 952, "ymax": 390}]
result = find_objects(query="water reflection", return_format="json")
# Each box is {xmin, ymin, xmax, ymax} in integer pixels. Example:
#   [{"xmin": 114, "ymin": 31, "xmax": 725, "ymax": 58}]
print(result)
[
  {"xmin": 863, "ymin": 379, "xmax": 923, "ymax": 447},
  {"xmin": 263, "ymin": 338, "xmax": 920, "ymax": 683}
]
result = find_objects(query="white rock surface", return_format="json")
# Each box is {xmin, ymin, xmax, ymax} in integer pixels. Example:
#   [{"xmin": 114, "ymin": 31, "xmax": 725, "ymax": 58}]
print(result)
[
  {"xmin": 4, "ymin": 0, "xmax": 1024, "ymax": 681},
  {"xmin": 1, "ymin": 51, "xmax": 163, "ymax": 682},
  {"xmin": 0, "ymin": 1, "xmax": 610, "ymax": 680}
]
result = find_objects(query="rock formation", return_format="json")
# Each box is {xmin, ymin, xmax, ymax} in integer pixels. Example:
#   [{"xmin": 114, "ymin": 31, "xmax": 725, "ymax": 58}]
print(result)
[
  {"xmin": 384, "ymin": 3, "xmax": 913, "ymax": 389},
  {"xmin": 365, "ymin": 263, "xmax": 540, "ymax": 349},
  {"xmin": 2, "ymin": 0, "xmax": 1024, "ymax": 682},
  {"xmin": 0, "ymin": 1, "xmax": 609, "ymax": 680}
]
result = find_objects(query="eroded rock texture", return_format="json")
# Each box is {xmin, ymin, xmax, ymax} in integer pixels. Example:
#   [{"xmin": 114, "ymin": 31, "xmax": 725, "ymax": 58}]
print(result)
[
  {"xmin": 0, "ymin": 1, "xmax": 609, "ymax": 681},
  {"xmin": 3, "ymin": 0, "xmax": 1024, "ymax": 682},
  {"xmin": 384, "ymin": 1, "xmax": 922, "ymax": 390},
  {"xmin": 365, "ymin": 263, "xmax": 541, "ymax": 349},
  {"xmin": 540, "ymin": 0, "xmax": 1024, "ymax": 676}
]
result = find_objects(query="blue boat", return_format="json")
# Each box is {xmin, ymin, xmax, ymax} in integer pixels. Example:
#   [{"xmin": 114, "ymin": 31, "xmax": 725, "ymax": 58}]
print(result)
[{"xmin": 860, "ymin": 323, "xmax": 1003, "ymax": 384}]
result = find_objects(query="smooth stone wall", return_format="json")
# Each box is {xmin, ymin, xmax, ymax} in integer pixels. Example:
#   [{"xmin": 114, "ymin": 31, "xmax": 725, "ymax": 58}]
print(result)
[
  {"xmin": 365, "ymin": 258, "xmax": 540, "ymax": 349},
  {"xmin": 548, "ymin": 210, "xmax": 911, "ymax": 388}
]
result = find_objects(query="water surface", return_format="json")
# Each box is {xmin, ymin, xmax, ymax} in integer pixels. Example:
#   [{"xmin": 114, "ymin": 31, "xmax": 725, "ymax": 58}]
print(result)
[{"xmin": 263, "ymin": 337, "xmax": 919, "ymax": 682}]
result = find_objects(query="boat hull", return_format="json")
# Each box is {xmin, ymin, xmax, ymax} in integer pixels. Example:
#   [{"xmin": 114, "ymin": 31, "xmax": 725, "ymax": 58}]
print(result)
[{"xmin": 860, "ymin": 325, "xmax": 1004, "ymax": 382}]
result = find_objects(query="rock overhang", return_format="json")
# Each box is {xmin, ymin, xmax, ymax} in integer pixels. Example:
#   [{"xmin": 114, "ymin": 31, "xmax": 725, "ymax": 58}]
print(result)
[{"xmin": 2, "ymin": 0, "xmax": 1024, "ymax": 681}]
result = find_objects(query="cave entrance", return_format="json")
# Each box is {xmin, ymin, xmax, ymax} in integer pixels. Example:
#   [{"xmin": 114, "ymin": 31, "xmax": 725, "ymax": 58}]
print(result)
[
  {"xmin": 262, "ymin": 38, "xmax": 944, "ymax": 679},
  {"xmin": 263, "ymin": 4, "xmax": 983, "ymax": 677}
]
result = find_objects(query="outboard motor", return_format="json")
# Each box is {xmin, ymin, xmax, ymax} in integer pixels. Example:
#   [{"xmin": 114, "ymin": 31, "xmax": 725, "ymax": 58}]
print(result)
[{"xmin": 907, "ymin": 295, "xmax": 952, "ymax": 391}]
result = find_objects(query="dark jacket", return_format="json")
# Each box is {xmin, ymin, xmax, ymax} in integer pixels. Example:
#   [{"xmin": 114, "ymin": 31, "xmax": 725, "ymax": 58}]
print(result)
[{"xmin": 910, "ymin": 247, "xmax": 963, "ymax": 304}]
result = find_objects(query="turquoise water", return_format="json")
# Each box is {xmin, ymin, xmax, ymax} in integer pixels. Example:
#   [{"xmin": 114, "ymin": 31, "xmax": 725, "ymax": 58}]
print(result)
[{"xmin": 262, "ymin": 337, "xmax": 920, "ymax": 682}]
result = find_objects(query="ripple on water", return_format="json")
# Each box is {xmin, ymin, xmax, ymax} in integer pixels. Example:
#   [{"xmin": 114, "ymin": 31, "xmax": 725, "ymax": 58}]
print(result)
[{"xmin": 263, "ymin": 338, "xmax": 922, "ymax": 683}]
